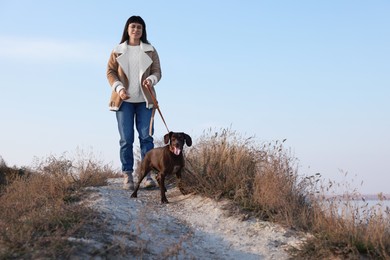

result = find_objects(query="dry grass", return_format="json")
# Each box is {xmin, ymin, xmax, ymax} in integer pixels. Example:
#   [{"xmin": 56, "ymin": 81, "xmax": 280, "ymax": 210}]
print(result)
[
  {"xmin": 0, "ymin": 152, "xmax": 118, "ymax": 259},
  {"xmin": 180, "ymin": 128, "xmax": 390, "ymax": 259},
  {"xmin": 1, "ymin": 129, "xmax": 389, "ymax": 259}
]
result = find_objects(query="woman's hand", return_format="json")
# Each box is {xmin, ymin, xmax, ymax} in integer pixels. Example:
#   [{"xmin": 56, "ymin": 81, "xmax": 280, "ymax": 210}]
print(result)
[
  {"xmin": 142, "ymin": 78, "xmax": 152, "ymax": 89},
  {"xmin": 119, "ymin": 89, "xmax": 130, "ymax": 100}
]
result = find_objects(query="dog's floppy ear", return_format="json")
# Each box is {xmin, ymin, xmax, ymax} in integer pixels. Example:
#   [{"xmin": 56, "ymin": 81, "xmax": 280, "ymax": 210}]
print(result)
[
  {"xmin": 184, "ymin": 133, "xmax": 192, "ymax": 147},
  {"xmin": 164, "ymin": 131, "xmax": 173, "ymax": 144}
]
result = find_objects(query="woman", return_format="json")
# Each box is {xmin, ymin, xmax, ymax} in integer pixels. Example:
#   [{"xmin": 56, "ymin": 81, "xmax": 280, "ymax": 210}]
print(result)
[{"xmin": 106, "ymin": 16, "xmax": 162, "ymax": 189}]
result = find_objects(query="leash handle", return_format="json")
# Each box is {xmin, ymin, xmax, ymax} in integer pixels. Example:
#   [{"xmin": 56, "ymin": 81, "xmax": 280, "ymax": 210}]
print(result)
[{"xmin": 145, "ymin": 85, "xmax": 170, "ymax": 135}]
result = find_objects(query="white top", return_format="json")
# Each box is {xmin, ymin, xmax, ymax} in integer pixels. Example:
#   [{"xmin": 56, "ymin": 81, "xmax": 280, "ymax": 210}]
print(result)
[{"xmin": 125, "ymin": 45, "xmax": 145, "ymax": 103}]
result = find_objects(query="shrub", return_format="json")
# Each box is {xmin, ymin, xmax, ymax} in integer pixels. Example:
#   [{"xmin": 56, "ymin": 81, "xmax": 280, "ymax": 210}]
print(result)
[
  {"xmin": 0, "ymin": 151, "xmax": 118, "ymax": 259},
  {"xmin": 180, "ymin": 128, "xmax": 390, "ymax": 259}
]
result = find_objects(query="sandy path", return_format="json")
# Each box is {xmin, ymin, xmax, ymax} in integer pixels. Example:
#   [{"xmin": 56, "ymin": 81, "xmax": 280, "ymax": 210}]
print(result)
[{"xmin": 78, "ymin": 178, "xmax": 306, "ymax": 259}]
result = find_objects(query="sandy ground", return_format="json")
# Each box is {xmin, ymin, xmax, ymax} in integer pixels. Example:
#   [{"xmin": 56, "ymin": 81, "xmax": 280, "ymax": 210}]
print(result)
[{"xmin": 74, "ymin": 178, "xmax": 308, "ymax": 259}]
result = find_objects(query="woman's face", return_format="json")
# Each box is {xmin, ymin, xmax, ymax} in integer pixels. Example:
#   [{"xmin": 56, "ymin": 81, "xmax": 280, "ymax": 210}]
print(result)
[{"xmin": 128, "ymin": 23, "xmax": 143, "ymax": 41}]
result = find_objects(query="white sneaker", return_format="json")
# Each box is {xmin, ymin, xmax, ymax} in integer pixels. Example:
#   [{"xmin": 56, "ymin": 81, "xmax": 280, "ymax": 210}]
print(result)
[{"xmin": 123, "ymin": 172, "xmax": 134, "ymax": 190}]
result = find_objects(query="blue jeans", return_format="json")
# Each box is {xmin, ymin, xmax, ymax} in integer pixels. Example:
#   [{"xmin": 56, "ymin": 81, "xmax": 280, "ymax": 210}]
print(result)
[{"xmin": 116, "ymin": 102, "xmax": 154, "ymax": 172}]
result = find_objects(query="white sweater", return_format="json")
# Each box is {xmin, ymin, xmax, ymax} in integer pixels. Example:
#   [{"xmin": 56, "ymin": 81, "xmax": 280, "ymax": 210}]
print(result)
[{"xmin": 124, "ymin": 45, "xmax": 145, "ymax": 103}]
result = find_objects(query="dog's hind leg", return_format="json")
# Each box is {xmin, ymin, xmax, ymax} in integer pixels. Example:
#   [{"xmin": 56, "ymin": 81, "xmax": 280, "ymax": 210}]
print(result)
[{"xmin": 130, "ymin": 163, "xmax": 151, "ymax": 198}]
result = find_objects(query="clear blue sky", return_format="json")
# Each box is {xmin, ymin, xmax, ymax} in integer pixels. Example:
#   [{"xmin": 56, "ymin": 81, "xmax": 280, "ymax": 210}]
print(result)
[{"xmin": 0, "ymin": 1, "xmax": 389, "ymax": 194}]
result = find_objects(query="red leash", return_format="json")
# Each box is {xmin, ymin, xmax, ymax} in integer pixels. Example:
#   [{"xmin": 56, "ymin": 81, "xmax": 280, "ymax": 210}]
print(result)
[{"xmin": 145, "ymin": 85, "xmax": 170, "ymax": 136}]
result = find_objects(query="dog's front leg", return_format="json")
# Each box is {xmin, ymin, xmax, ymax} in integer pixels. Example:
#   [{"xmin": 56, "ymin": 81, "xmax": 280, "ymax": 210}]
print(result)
[
  {"xmin": 159, "ymin": 172, "xmax": 169, "ymax": 203},
  {"xmin": 175, "ymin": 168, "xmax": 182, "ymax": 179},
  {"xmin": 156, "ymin": 173, "xmax": 167, "ymax": 192},
  {"xmin": 176, "ymin": 168, "xmax": 187, "ymax": 195}
]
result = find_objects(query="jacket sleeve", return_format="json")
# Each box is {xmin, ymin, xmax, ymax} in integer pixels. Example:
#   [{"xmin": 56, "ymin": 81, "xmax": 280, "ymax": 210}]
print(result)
[
  {"xmin": 146, "ymin": 49, "xmax": 162, "ymax": 86},
  {"xmin": 106, "ymin": 51, "xmax": 123, "ymax": 92}
]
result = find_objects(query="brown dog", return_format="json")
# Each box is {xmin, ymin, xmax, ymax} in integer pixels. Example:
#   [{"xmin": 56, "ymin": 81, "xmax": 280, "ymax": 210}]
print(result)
[{"xmin": 131, "ymin": 131, "xmax": 192, "ymax": 203}]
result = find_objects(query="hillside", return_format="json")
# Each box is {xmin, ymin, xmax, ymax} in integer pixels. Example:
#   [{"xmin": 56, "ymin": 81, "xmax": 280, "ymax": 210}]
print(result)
[{"xmin": 77, "ymin": 178, "xmax": 308, "ymax": 259}]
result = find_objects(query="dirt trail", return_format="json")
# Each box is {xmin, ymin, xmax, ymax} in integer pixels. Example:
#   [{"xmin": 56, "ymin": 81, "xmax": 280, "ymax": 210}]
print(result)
[{"xmin": 76, "ymin": 178, "xmax": 307, "ymax": 259}]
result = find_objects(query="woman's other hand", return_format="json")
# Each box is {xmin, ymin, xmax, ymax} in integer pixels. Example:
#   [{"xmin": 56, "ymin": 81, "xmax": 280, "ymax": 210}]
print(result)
[{"xmin": 119, "ymin": 89, "xmax": 130, "ymax": 100}]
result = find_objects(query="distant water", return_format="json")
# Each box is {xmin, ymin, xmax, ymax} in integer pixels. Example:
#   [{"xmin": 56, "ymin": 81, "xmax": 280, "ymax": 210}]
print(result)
[
  {"xmin": 344, "ymin": 199, "xmax": 390, "ymax": 214},
  {"xmin": 321, "ymin": 199, "xmax": 390, "ymax": 221},
  {"xmin": 362, "ymin": 199, "xmax": 390, "ymax": 209},
  {"xmin": 342, "ymin": 200, "xmax": 390, "ymax": 222}
]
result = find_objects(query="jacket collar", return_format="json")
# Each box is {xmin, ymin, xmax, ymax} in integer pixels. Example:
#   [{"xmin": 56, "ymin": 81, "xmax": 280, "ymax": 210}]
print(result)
[
  {"xmin": 113, "ymin": 41, "xmax": 154, "ymax": 54},
  {"xmin": 115, "ymin": 41, "xmax": 154, "ymax": 83}
]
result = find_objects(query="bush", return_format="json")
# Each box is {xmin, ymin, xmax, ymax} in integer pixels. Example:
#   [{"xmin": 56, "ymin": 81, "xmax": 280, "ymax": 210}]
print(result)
[
  {"xmin": 180, "ymin": 128, "xmax": 390, "ymax": 259},
  {"xmin": 0, "ymin": 152, "xmax": 118, "ymax": 259},
  {"xmin": 0, "ymin": 156, "xmax": 30, "ymax": 191}
]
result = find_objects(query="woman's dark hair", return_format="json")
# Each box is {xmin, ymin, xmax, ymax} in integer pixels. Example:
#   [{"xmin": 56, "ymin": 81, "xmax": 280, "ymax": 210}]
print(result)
[{"xmin": 120, "ymin": 16, "xmax": 150, "ymax": 44}]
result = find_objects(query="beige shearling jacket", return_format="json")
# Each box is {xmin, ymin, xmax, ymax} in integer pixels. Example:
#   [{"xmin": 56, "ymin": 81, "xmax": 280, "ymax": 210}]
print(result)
[{"xmin": 106, "ymin": 41, "xmax": 162, "ymax": 111}]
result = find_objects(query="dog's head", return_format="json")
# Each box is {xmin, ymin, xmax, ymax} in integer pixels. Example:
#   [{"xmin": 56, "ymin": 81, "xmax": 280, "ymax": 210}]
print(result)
[{"xmin": 164, "ymin": 131, "xmax": 192, "ymax": 155}]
